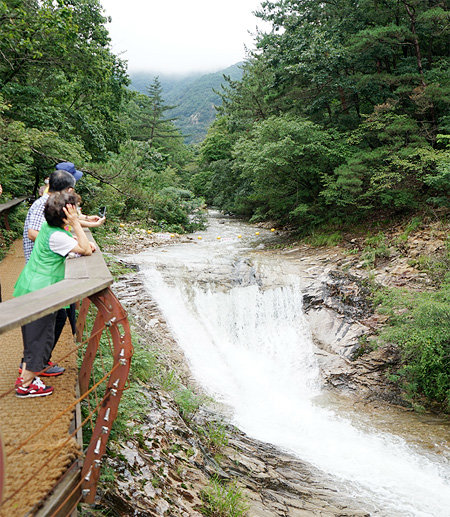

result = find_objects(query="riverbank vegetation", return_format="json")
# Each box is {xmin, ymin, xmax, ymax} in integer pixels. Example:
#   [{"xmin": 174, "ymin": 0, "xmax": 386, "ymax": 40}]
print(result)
[
  {"xmin": 192, "ymin": 0, "xmax": 449, "ymax": 230},
  {"xmin": 372, "ymin": 233, "xmax": 450, "ymax": 412}
]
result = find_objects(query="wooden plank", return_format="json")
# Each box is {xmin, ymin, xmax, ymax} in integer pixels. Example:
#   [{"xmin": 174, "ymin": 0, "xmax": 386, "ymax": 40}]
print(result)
[
  {"xmin": 65, "ymin": 247, "xmax": 111, "ymax": 282},
  {"xmin": 74, "ymin": 385, "xmax": 83, "ymax": 450},
  {"xmin": 0, "ymin": 228, "xmax": 113, "ymax": 335},
  {"xmin": 0, "ymin": 428, "xmax": 4, "ymax": 504},
  {"xmin": 0, "ymin": 197, "xmax": 27, "ymax": 213},
  {"xmin": 33, "ymin": 460, "xmax": 81, "ymax": 517},
  {"xmin": 0, "ymin": 278, "xmax": 113, "ymax": 334},
  {"xmin": 65, "ymin": 256, "xmax": 89, "ymax": 279}
]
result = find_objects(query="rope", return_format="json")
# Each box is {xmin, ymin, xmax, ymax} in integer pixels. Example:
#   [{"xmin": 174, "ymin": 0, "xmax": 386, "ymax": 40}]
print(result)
[
  {"xmin": 0, "ymin": 397, "xmax": 104, "ymax": 509},
  {"xmin": 6, "ymin": 362, "xmax": 120, "ymax": 458},
  {"xmin": 49, "ymin": 478, "xmax": 83, "ymax": 517},
  {"xmin": 0, "ymin": 299, "xmax": 131, "ymax": 512}
]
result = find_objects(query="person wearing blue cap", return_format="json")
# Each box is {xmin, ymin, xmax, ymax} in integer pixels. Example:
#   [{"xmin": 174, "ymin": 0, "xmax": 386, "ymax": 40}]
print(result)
[{"xmin": 55, "ymin": 161, "xmax": 83, "ymax": 182}]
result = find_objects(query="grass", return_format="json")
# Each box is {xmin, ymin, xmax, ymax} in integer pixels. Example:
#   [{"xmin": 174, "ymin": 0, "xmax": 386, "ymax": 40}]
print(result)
[
  {"xmin": 200, "ymin": 478, "xmax": 249, "ymax": 517},
  {"xmin": 198, "ymin": 421, "xmax": 229, "ymax": 452},
  {"xmin": 103, "ymin": 254, "xmax": 136, "ymax": 280},
  {"xmin": 305, "ymin": 231, "xmax": 342, "ymax": 247},
  {"xmin": 174, "ymin": 388, "xmax": 202, "ymax": 420},
  {"xmin": 361, "ymin": 232, "xmax": 391, "ymax": 268},
  {"xmin": 407, "ymin": 236, "xmax": 450, "ymax": 286},
  {"xmin": 395, "ymin": 216, "xmax": 422, "ymax": 244}
]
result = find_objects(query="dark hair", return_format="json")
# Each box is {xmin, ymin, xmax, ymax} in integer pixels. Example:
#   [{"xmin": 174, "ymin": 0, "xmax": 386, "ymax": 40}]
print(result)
[
  {"xmin": 48, "ymin": 170, "xmax": 75, "ymax": 192},
  {"xmin": 44, "ymin": 191, "xmax": 81, "ymax": 228}
]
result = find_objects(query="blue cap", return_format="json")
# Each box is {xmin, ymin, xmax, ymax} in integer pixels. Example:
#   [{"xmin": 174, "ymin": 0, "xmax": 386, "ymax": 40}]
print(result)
[{"xmin": 55, "ymin": 162, "xmax": 83, "ymax": 181}]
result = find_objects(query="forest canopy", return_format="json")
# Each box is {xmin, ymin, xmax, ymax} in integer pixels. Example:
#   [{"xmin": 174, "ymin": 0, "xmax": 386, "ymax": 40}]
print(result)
[
  {"xmin": 192, "ymin": 0, "xmax": 450, "ymax": 228},
  {"xmin": 1, "ymin": 0, "xmax": 449, "ymax": 234},
  {"xmin": 0, "ymin": 0, "xmax": 203, "ymax": 233}
]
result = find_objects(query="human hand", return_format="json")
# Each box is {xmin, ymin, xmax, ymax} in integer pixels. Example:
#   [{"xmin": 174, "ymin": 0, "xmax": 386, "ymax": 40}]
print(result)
[
  {"xmin": 0, "ymin": 184, "xmax": 2, "ymax": 196},
  {"xmin": 89, "ymin": 216, "xmax": 106, "ymax": 227},
  {"xmin": 89, "ymin": 241, "xmax": 97, "ymax": 253},
  {"xmin": 62, "ymin": 204, "xmax": 79, "ymax": 226}
]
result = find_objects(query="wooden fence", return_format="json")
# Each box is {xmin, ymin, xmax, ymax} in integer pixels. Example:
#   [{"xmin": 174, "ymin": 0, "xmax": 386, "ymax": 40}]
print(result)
[{"xmin": 0, "ymin": 229, "xmax": 133, "ymax": 515}]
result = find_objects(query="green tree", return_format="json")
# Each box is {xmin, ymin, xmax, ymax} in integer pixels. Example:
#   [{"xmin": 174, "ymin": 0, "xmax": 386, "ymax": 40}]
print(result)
[
  {"xmin": 234, "ymin": 114, "xmax": 345, "ymax": 226},
  {"xmin": 322, "ymin": 103, "xmax": 435, "ymax": 212},
  {"xmin": 0, "ymin": 0, "xmax": 129, "ymax": 162},
  {"xmin": 127, "ymin": 77, "xmax": 180, "ymax": 150}
]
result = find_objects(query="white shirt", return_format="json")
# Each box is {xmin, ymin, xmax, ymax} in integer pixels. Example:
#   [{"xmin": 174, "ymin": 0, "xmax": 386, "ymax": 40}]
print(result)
[{"xmin": 49, "ymin": 231, "xmax": 77, "ymax": 257}]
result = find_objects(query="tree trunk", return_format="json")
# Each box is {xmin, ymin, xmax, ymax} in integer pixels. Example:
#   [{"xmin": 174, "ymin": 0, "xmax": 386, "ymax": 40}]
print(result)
[
  {"xmin": 338, "ymin": 86, "xmax": 348, "ymax": 113},
  {"xmin": 402, "ymin": 1, "xmax": 426, "ymax": 86}
]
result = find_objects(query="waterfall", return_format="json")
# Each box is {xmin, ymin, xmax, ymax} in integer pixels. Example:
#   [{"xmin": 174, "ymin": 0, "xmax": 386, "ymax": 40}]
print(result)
[{"xmin": 141, "ymin": 265, "xmax": 450, "ymax": 517}]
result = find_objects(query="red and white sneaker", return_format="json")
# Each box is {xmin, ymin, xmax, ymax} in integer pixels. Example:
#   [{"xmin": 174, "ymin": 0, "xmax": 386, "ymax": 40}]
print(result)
[{"xmin": 15, "ymin": 377, "xmax": 54, "ymax": 398}]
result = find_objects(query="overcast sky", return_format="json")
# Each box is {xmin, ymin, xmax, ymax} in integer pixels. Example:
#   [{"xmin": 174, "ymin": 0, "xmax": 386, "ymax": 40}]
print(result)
[{"xmin": 101, "ymin": 0, "xmax": 268, "ymax": 75}]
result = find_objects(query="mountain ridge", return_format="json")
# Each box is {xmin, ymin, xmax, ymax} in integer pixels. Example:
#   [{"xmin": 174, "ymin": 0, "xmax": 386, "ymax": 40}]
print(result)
[{"xmin": 130, "ymin": 63, "xmax": 243, "ymax": 144}]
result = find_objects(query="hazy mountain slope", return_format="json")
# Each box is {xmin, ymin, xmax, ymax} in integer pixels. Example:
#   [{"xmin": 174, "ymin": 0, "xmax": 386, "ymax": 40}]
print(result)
[{"xmin": 130, "ymin": 63, "xmax": 243, "ymax": 144}]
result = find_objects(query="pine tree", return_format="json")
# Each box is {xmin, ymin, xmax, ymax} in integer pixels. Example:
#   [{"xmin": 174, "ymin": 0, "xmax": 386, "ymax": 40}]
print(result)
[{"xmin": 129, "ymin": 77, "xmax": 180, "ymax": 149}]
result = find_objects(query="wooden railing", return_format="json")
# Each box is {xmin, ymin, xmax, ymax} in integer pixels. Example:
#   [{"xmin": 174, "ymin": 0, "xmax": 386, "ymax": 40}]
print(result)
[
  {"xmin": 0, "ymin": 229, "xmax": 133, "ymax": 515},
  {"xmin": 0, "ymin": 197, "xmax": 27, "ymax": 250},
  {"xmin": 0, "ymin": 197, "xmax": 27, "ymax": 232}
]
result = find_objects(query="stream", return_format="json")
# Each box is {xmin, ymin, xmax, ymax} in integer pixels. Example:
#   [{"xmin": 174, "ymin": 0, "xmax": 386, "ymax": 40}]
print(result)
[{"xmin": 130, "ymin": 212, "xmax": 450, "ymax": 516}]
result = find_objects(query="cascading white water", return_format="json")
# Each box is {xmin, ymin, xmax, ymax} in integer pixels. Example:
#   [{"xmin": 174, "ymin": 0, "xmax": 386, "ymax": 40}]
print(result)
[
  {"xmin": 134, "ymin": 215, "xmax": 450, "ymax": 516},
  {"xmin": 141, "ymin": 268, "xmax": 450, "ymax": 516}
]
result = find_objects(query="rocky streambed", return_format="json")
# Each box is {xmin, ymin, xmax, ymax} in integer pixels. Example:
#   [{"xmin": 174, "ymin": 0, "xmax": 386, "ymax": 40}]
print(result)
[
  {"xmin": 91, "ymin": 273, "xmax": 374, "ymax": 516},
  {"xmin": 85, "ymin": 217, "xmax": 449, "ymax": 516}
]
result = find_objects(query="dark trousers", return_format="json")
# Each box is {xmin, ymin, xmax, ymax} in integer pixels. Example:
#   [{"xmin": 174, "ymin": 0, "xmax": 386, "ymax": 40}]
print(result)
[
  {"xmin": 21, "ymin": 304, "xmax": 77, "ymax": 368},
  {"xmin": 45, "ymin": 304, "xmax": 76, "ymax": 364},
  {"xmin": 21, "ymin": 312, "xmax": 57, "ymax": 373}
]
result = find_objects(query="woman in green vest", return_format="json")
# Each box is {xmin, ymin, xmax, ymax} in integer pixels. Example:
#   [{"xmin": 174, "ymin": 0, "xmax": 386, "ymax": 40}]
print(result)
[{"xmin": 14, "ymin": 192, "xmax": 95, "ymax": 398}]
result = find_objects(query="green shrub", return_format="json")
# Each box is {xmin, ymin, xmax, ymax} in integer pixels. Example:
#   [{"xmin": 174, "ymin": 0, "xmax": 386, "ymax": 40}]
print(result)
[
  {"xmin": 0, "ymin": 202, "xmax": 27, "ymax": 260},
  {"xmin": 375, "ymin": 284, "xmax": 450, "ymax": 410},
  {"xmin": 361, "ymin": 232, "xmax": 391, "ymax": 267}
]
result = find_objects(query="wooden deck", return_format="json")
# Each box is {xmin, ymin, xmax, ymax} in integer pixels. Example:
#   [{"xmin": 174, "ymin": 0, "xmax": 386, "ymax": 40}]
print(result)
[
  {"xmin": 0, "ymin": 241, "xmax": 81, "ymax": 516},
  {"xmin": 0, "ymin": 232, "xmax": 119, "ymax": 515}
]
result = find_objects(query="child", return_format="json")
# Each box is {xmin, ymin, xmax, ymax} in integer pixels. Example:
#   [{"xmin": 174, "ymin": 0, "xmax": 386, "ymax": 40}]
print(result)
[{"xmin": 14, "ymin": 191, "xmax": 95, "ymax": 397}]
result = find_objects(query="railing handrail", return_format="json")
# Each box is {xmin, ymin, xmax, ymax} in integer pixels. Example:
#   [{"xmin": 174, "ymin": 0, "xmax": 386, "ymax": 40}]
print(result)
[
  {"xmin": 0, "ymin": 229, "xmax": 113, "ymax": 334},
  {"xmin": 0, "ymin": 196, "xmax": 27, "ymax": 214}
]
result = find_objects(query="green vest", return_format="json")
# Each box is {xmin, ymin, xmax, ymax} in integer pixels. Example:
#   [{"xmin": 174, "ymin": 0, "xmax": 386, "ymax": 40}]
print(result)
[{"xmin": 14, "ymin": 222, "xmax": 73, "ymax": 297}]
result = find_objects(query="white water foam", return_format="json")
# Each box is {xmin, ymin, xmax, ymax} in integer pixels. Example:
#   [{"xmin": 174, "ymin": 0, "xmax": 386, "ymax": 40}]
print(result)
[{"xmin": 143, "ymin": 267, "xmax": 450, "ymax": 516}]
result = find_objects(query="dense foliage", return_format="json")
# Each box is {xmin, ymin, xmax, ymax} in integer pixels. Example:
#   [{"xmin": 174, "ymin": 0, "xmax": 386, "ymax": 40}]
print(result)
[
  {"xmin": 131, "ymin": 63, "xmax": 243, "ymax": 144},
  {"xmin": 0, "ymin": 0, "xmax": 204, "ymax": 234},
  {"xmin": 187, "ymin": 0, "xmax": 450, "ymax": 412},
  {"xmin": 192, "ymin": 0, "xmax": 450, "ymax": 228},
  {"xmin": 374, "ymin": 264, "xmax": 450, "ymax": 411}
]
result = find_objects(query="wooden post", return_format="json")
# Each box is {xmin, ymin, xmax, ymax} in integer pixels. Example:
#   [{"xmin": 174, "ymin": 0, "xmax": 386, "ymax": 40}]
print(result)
[{"xmin": 0, "ymin": 429, "xmax": 4, "ymax": 504}]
